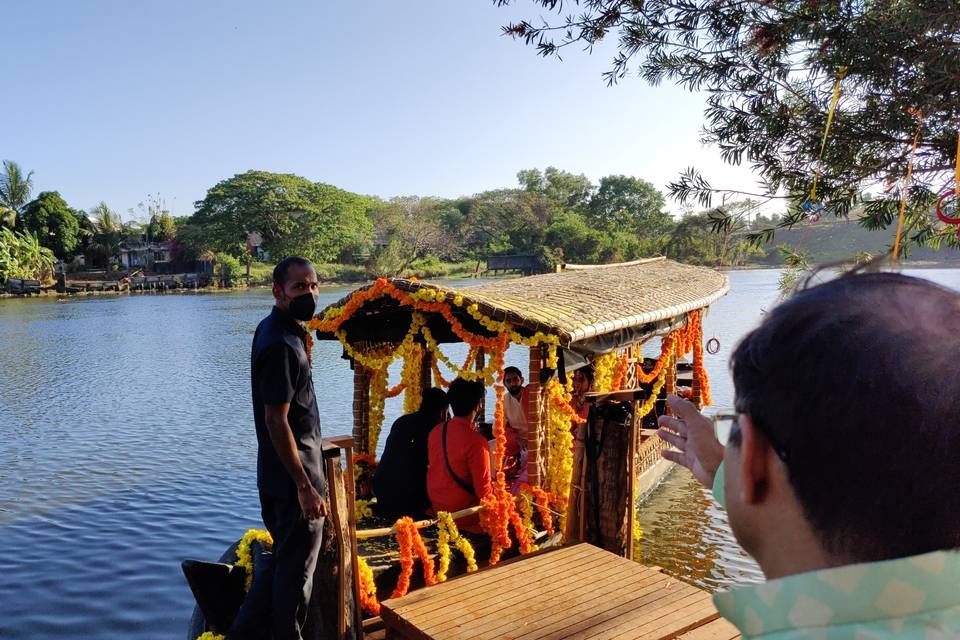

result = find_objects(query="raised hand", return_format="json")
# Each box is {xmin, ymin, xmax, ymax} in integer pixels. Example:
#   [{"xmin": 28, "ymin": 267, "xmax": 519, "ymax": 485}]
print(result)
[{"xmin": 656, "ymin": 394, "xmax": 725, "ymax": 488}]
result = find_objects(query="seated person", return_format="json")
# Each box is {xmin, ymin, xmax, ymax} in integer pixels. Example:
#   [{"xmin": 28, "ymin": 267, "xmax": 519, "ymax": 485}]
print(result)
[
  {"xmin": 373, "ymin": 387, "xmax": 449, "ymax": 520},
  {"xmin": 571, "ymin": 365, "xmax": 594, "ymax": 426},
  {"xmin": 502, "ymin": 366, "xmax": 531, "ymax": 490},
  {"xmin": 426, "ymin": 378, "xmax": 492, "ymax": 533}
]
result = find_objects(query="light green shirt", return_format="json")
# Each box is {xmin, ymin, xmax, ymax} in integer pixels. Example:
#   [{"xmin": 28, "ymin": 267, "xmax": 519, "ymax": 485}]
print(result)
[{"xmin": 710, "ymin": 462, "xmax": 960, "ymax": 638}]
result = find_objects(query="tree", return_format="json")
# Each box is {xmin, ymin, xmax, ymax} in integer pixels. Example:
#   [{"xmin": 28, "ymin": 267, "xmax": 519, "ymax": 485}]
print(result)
[
  {"xmin": 543, "ymin": 210, "xmax": 603, "ymax": 263},
  {"xmin": 498, "ymin": 2, "xmax": 960, "ymax": 255},
  {"xmin": 86, "ymin": 202, "xmax": 124, "ymax": 266},
  {"xmin": 587, "ymin": 175, "xmax": 672, "ymax": 238},
  {"xmin": 147, "ymin": 211, "xmax": 176, "ymax": 242},
  {"xmin": 0, "ymin": 227, "xmax": 55, "ymax": 283},
  {"xmin": 193, "ymin": 171, "xmax": 374, "ymax": 263},
  {"xmin": 518, "ymin": 166, "xmax": 594, "ymax": 211},
  {"xmin": 367, "ymin": 197, "xmax": 449, "ymax": 277},
  {"xmin": 0, "ymin": 160, "xmax": 34, "ymax": 228},
  {"xmin": 21, "ymin": 191, "xmax": 82, "ymax": 259}
]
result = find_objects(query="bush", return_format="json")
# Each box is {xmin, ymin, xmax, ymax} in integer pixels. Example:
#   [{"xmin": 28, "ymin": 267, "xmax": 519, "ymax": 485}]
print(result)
[{"xmin": 214, "ymin": 252, "xmax": 243, "ymax": 287}]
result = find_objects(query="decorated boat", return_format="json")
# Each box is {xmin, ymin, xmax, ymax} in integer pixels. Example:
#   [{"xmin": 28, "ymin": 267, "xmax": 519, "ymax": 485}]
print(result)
[{"xmin": 183, "ymin": 257, "xmax": 729, "ymax": 639}]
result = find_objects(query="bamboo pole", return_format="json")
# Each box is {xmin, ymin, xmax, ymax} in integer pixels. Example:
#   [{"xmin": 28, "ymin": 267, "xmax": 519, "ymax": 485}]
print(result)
[{"xmin": 355, "ymin": 505, "xmax": 484, "ymax": 539}]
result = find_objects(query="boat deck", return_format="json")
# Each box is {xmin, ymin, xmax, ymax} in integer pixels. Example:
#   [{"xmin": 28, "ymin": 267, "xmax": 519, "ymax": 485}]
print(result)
[{"xmin": 375, "ymin": 543, "xmax": 740, "ymax": 640}]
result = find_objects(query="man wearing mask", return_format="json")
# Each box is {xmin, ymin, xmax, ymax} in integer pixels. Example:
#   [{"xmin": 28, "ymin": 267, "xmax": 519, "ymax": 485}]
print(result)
[{"xmin": 238, "ymin": 256, "xmax": 328, "ymax": 640}]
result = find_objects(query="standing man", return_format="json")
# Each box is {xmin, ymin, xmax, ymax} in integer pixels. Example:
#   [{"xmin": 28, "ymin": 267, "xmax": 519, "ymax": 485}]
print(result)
[{"xmin": 243, "ymin": 256, "xmax": 328, "ymax": 640}]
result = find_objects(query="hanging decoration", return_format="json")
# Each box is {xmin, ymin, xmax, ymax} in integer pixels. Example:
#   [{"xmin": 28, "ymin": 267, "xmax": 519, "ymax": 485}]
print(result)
[
  {"xmin": 892, "ymin": 107, "xmax": 924, "ymax": 264},
  {"xmin": 801, "ymin": 66, "xmax": 848, "ymax": 222},
  {"xmin": 435, "ymin": 511, "xmax": 478, "ymax": 582},
  {"xmin": 357, "ymin": 555, "xmax": 381, "ymax": 616},
  {"xmin": 235, "ymin": 528, "xmax": 273, "ymax": 592},
  {"xmin": 390, "ymin": 516, "xmax": 437, "ymax": 599}
]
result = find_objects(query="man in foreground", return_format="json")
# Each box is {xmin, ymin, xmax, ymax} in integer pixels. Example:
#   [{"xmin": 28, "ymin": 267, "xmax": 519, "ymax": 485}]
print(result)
[
  {"xmin": 374, "ymin": 387, "xmax": 449, "ymax": 519},
  {"xmin": 238, "ymin": 256, "xmax": 328, "ymax": 639},
  {"xmin": 657, "ymin": 272, "xmax": 960, "ymax": 638}
]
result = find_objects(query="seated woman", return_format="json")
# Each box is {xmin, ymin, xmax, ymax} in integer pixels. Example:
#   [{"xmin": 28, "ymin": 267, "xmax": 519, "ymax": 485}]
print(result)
[
  {"xmin": 373, "ymin": 387, "xmax": 449, "ymax": 520},
  {"xmin": 426, "ymin": 378, "xmax": 492, "ymax": 533}
]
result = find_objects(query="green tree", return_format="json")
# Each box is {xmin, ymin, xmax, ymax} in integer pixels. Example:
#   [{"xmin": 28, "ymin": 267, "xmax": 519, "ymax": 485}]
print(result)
[
  {"xmin": 21, "ymin": 191, "xmax": 82, "ymax": 259},
  {"xmin": 543, "ymin": 210, "xmax": 602, "ymax": 263},
  {"xmin": 518, "ymin": 167, "xmax": 594, "ymax": 211},
  {"xmin": 0, "ymin": 160, "xmax": 34, "ymax": 228},
  {"xmin": 0, "ymin": 227, "xmax": 55, "ymax": 283},
  {"xmin": 86, "ymin": 202, "xmax": 124, "ymax": 266},
  {"xmin": 587, "ymin": 175, "xmax": 672, "ymax": 237},
  {"xmin": 499, "ymin": 1, "xmax": 960, "ymax": 255},
  {"xmin": 193, "ymin": 170, "xmax": 375, "ymax": 263},
  {"xmin": 147, "ymin": 211, "xmax": 176, "ymax": 241},
  {"xmin": 367, "ymin": 197, "xmax": 450, "ymax": 277}
]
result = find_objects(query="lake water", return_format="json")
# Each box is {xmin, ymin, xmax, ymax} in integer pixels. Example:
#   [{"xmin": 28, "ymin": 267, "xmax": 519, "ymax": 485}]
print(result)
[{"xmin": 2, "ymin": 268, "xmax": 959, "ymax": 638}]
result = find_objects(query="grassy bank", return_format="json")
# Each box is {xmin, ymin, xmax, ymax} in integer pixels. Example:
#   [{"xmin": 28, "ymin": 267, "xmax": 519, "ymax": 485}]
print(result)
[{"xmin": 245, "ymin": 259, "xmax": 480, "ymax": 286}]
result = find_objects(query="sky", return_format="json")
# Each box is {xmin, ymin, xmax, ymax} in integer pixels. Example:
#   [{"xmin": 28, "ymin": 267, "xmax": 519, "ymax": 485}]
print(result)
[{"xmin": 3, "ymin": 1, "xmax": 765, "ymax": 220}]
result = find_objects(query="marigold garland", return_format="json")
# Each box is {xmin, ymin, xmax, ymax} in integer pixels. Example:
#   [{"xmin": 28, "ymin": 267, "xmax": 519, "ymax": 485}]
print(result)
[
  {"xmin": 610, "ymin": 351, "xmax": 630, "ymax": 391},
  {"xmin": 399, "ymin": 341, "xmax": 424, "ymax": 414},
  {"xmin": 592, "ymin": 352, "xmax": 620, "ymax": 393},
  {"xmin": 357, "ymin": 555, "xmax": 381, "ymax": 615},
  {"xmin": 235, "ymin": 528, "xmax": 273, "ymax": 592},
  {"xmin": 355, "ymin": 498, "xmax": 373, "ymax": 520},
  {"xmin": 690, "ymin": 311, "xmax": 712, "ymax": 406},
  {"xmin": 367, "ymin": 365, "xmax": 389, "ymax": 453},
  {"xmin": 390, "ymin": 516, "xmax": 437, "ymax": 599},
  {"xmin": 196, "ymin": 633, "xmax": 224, "ymax": 640},
  {"xmin": 435, "ymin": 511, "xmax": 478, "ymax": 582}
]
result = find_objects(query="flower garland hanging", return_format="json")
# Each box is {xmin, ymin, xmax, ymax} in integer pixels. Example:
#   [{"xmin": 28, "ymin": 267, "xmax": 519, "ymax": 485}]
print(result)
[
  {"xmin": 355, "ymin": 499, "xmax": 373, "ymax": 520},
  {"xmin": 431, "ymin": 359, "xmax": 452, "ymax": 388},
  {"xmin": 593, "ymin": 352, "xmax": 620, "ymax": 393},
  {"xmin": 610, "ymin": 351, "xmax": 630, "ymax": 391},
  {"xmin": 518, "ymin": 483, "xmax": 556, "ymax": 536},
  {"xmin": 390, "ymin": 516, "xmax": 437, "ymax": 599},
  {"xmin": 357, "ymin": 555, "xmax": 381, "ymax": 615},
  {"xmin": 435, "ymin": 511, "xmax": 478, "ymax": 582},
  {"xmin": 196, "ymin": 633, "xmax": 224, "ymax": 640},
  {"xmin": 398, "ymin": 340, "xmax": 424, "ymax": 415},
  {"xmin": 367, "ymin": 365, "xmax": 389, "ymax": 453},
  {"xmin": 690, "ymin": 311, "xmax": 712, "ymax": 406},
  {"xmin": 235, "ymin": 528, "xmax": 273, "ymax": 592}
]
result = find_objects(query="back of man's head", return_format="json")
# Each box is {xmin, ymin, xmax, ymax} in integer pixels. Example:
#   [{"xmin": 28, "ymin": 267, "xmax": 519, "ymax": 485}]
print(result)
[
  {"xmin": 447, "ymin": 378, "xmax": 485, "ymax": 418},
  {"xmin": 420, "ymin": 387, "xmax": 449, "ymax": 417},
  {"xmin": 731, "ymin": 272, "xmax": 960, "ymax": 562}
]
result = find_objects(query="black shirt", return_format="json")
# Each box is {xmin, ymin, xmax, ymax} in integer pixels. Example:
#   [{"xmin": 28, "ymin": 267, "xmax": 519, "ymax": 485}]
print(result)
[
  {"xmin": 251, "ymin": 306, "xmax": 325, "ymax": 499},
  {"xmin": 373, "ymin": 411, "xmax": 437, "ymax": 519}
]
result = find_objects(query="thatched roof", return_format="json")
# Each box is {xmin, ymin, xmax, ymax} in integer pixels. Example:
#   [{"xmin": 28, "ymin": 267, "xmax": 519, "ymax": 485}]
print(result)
[{"xmin": 316, "ymin": 257, "xmax": 729, "ymax": 352}]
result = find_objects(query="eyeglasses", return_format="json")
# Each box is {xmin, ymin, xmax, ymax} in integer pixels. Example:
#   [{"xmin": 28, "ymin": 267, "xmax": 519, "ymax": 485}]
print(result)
[{"xmin": 709, "ymin": 411, "xmax": 789, "ymax": 463}]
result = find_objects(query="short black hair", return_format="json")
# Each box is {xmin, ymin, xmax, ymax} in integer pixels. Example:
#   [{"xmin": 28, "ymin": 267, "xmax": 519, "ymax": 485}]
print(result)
[
  {"xmin": 504, "ymin": 366, "xmax": 523, "ymax": 378},
  {"xmin": 730, "ymin": 272, "xmax": 960, "ymax": 562},
  {"xmin": 447, "ymin": 378, "xmax": 485, "ymax": 417},
  {"xmin": 273, "ymin": 256, "xmax": 314, "ymax": 286},
  {"xmin": 419, "ymin": 387, "xmax": 448, "ymax": 416},
  {"xmin": 576, "ymin": 365, "xmax": 595, "ymax": 385}
]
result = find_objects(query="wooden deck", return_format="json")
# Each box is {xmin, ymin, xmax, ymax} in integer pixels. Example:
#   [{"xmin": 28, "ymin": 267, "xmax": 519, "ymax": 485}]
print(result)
[{"xmin": 378, "ymin": 544, "xmax": 740, "ymax": 640}]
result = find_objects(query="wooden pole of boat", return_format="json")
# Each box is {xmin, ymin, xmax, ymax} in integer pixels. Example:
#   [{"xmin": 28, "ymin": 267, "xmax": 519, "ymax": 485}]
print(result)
[
  {"xmin": 330, "ymin": 435, "xmax": 364, "ymax": 637},
  {"xmin": 324, "ymin": 453, "xmax": 348, "ymax": 638},
  {"xmin": 626, "ymin": 371, "xmax": 638, "ymax": 560},
  {"xmin": 527, "ymin": 346, "xmax": 543, "ymax": 487},
  {"xmin": 419, "ymin": 344, "xmax": 432, "ymax": 391},
  {"xmin": 352, "ymin": 363, "xmax": 370, "ymax": 453}
]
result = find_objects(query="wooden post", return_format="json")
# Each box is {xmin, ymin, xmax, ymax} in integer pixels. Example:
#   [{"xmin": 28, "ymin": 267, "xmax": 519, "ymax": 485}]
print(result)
[
  {"xmin": 527, "ymin": 346, "xmax": 543, "ymax": 487},
  {"xmin": 352, "ymin": 365, "xmax": 370, "ymax": 453},
  {"xmin": 419, "ymin": 346, "xmax": 432, "ymax": 391}
]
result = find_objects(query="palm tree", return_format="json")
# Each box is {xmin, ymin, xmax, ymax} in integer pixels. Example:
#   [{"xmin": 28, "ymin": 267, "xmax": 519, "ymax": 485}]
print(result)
[{"xmin": 0, "ymin": 160, "xmax": 34, "ymax": 227}]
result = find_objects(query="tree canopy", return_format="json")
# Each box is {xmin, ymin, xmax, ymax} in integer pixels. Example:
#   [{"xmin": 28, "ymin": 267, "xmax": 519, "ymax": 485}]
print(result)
[
  {"xmin": 21, "ymin": 191, "xmax": 83, "ymax": 259},
  {"xmin": 498, "ymin": 1, "xmax": 960, "ymax": 255},
  {"xmin": 0, "ymin": 160, "xmax": 34, "ymax": 228},
  {"xmin": 192, "ymin": 170, "xmax": 375, "ymax": 262}
]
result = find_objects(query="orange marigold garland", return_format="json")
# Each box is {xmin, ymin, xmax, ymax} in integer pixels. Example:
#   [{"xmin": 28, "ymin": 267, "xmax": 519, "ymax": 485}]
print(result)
[
  {"xmin": 690, "ymin": 311, "xmax": 712, "ymax": 406},
  {"xmin": 611, "ymin": 351, "xmax": 630, "ymax": 391},
  {"xmin": 390, "ymin": 516, "xmax": 437, "ymax": 599}
]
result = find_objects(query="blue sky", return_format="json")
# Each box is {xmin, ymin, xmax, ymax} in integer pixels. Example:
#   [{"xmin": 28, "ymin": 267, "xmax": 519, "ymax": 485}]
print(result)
[{"xmin": 3, "ymin": 1, "xmax": 760, "ymax": 220}]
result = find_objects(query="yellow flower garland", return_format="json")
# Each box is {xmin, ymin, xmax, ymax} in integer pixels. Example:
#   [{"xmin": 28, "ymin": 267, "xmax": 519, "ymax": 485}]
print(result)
[
  {"xmin": 544, "ymin": 378, "xmax": 575, "ymax": 523},
  {"xmin": 435, "ymin": 511, "xmax": 478, "ymax": 582},
  {"xmin": 357, "ymin": 555, "xmax": 380, "ymax": 615},
  {"xmin": 367, "ymin": 366, "xmax": 389, "ymax": 453},
  {"xmin": 592, "ymin": 352, "xmax": 620, "ymax": 393},
  {"xmin": 355, "ymin": 498, "xmax": 373, "ymax": 521},
  {"xmin": 235, "ymin": 528, "xmax": 273, "ymax": 592},
  {"xmin": 196, "ymin": 633, "xmax": 224, "ymax": 640}
]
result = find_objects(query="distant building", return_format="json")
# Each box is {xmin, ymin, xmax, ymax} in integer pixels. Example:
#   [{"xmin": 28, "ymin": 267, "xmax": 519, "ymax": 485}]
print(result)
[{"xmin": 119, "ymin": 241, "xmax": 172, "ymax": 271}]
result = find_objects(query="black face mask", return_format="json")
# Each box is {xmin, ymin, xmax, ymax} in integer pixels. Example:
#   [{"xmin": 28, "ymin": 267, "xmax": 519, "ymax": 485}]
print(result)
[{"xmin": 288, "ymin": 292, "xmax": 317, "ymax": 321}]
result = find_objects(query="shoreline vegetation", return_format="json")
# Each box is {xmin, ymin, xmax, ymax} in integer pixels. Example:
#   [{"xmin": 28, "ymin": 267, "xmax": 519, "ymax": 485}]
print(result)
[{"xmin": 4, "ymin": 163, "xmax": 960, "ymax": 298}]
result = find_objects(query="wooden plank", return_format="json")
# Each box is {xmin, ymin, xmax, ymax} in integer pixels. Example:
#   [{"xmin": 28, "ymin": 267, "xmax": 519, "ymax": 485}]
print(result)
[
  {"xmin": 604, "ymin": 597, "xmax": 718, "ymax": 640},
  {"xmin": 386, "ymin": 545, "xmax": 601, "ymax": 616},
  {"xmin": 676, "ymin": 617, "xmax": 741, "ymax": 640},
  {"xmin": 538, "ymin": 580, "xmax": 703, "ymax": 640},
  {"xmin": 569, "ymin": 591, "xmax": 711, "ymax": 640},
  {"xmin": 418, "ymin": 559, "xmax": 664, "ymax": 637},
  {"xmin": 449, "ymin": 566, "xmax": 672, "ymax": 640}
]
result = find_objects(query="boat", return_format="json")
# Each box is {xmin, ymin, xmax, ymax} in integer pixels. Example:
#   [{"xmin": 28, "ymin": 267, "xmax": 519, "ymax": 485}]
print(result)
[{"xmin": 183, "ymin": 257, "xmax": 729, "ymax": 639}]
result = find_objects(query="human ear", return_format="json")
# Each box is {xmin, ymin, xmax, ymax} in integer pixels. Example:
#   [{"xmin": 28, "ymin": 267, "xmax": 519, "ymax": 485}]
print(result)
[{"xmin": 738, "ymin": 415, "xmax": 773, "ymax": 505}]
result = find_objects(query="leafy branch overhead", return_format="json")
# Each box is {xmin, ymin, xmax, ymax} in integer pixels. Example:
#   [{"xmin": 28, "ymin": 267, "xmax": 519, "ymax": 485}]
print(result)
[{"xmin": 496, "ymin": 1, "xmax": 960, "ymax": 254}]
